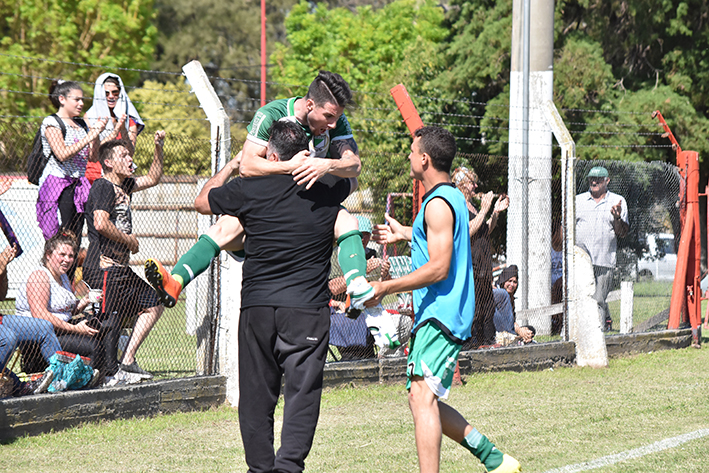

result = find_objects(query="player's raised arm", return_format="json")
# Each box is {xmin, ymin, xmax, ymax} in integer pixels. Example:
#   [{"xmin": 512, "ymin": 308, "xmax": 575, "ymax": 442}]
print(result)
[{"xmin": 239, "ymin": 139, "xmax": 298, "ymax": 177}]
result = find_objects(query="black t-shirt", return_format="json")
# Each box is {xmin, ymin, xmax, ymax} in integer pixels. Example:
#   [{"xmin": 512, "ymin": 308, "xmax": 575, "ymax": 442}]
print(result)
[
  {"xmin": 84, "ymin": 177, "xmax": 136, "ymax": 270},
  {"xmin": 208, "ymin": 174, "xmax": 351, "ymax": 309}
]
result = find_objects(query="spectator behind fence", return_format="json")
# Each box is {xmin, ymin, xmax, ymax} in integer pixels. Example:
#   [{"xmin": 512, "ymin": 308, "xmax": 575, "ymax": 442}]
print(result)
[
  {"xmin": 0, "ymin": 238, "xmax": 66, "ymax": 397},
  {"xmin": 0, "ymin": 178, "xmax": 60, "ymax": 396},
  {"xmin": 452, "ymin": 166, "xmax": 509, "ymax": 349},
  {"xmin": 36, "ymin": 80, "xmax": 106, "ymax": 244},
  {"xmin": 82, "ymin": 132, "xmax": 165, "ymax": 380},
  {"xmin": 493, "ymin": 265, "xmax": 536, "ymax": 346},
  {"xmin": 84, "ymin": 72, "xmax": 144, "ymax": 183},
  {"xmin": 575, "ymin": 166, "xmax": 629, "ymax": 332},
  {"xmin": 14, "ymin": 231, "xmax": 102, "ymax": 375}
]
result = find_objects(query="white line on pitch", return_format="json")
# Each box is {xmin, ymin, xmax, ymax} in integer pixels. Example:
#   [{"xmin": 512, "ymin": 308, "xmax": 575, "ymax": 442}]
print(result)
[{"xmin": 540, "ymin": 428, "xmax": 709, "ymax": 473}]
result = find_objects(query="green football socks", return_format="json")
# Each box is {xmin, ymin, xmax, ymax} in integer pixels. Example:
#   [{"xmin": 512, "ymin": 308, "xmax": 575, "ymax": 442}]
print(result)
[
  {"xmin": 336, "ymin": 230, "xmax": 367, "ymax": 286},
  {"xmin": 461, "ymin": 428, "xmax": 504, "ymax": 471},
  {"xmin": 171, "ymin": 234, "xmax": 221, "ymax": 287}
]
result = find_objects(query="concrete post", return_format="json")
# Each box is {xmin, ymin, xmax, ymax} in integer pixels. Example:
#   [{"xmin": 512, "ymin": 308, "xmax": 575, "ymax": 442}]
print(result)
[
  {"xmin": 572, "ymin": 247, "xmax": 609, "ymax": 367},
  {"xmin": 540, "ymin": 100, "xmax": 575, "ymax": 338},
  {"xmin": 508, "ymin": 0, "xmax": 555, "ymax": 313},
  {"xmin": 182, "ymin": 61, "xmax": 241, "ymax": 405},
  {"xmin": 620, "ymin": 281, "xmax": 634, "ymax": 334}
]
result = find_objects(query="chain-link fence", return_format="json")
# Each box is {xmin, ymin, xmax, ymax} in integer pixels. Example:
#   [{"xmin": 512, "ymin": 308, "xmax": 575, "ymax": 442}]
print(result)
[
  {"xmin": 330, "ymin": 150, "xmax": 684, "ymax": 359},
  {"xmin": 0, "ymin": 119, "xmax": 212, "ymax": 384},
  {"xmin": 573, "ymin": 159, "xmax": 680, "ymax": 334},
  {"xmin": 0, "ymin": 115, "xmax": 687, "ymax": 380}
]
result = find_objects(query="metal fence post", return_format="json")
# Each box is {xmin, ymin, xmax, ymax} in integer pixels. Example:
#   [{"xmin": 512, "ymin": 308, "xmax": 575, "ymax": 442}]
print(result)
[{"xmin": 541, "ymin": 100, "xmax": 608, "ymax": 367}]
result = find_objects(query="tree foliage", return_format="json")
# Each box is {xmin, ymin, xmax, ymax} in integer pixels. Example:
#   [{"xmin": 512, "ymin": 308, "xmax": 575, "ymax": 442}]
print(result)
[
  {"xmin": 151, "ymin": 0, "xmax": 298, "ymax": 125},
  {"xmin": 130, "ymin": 80, "xmax": 247, "ymax": 176},
  {"xmin": 269, "ymin": 0, "xmax": 447, "ymax": 218},
  {"xmin": 437, "ymin": 0, "xmax": 709, "ymax": 175},
  {"xmin": 0, "ymin": 0, "xmax": 157, "ymax": 115}
]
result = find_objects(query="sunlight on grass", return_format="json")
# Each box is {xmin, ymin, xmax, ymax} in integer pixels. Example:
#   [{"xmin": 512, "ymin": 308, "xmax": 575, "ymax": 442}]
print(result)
[{"xmin": 2, "ymin": 343, "xmax": 708, "ymax": 472}]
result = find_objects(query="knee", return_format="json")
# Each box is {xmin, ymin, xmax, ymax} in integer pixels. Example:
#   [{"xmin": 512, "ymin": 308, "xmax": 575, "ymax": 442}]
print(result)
[
  {"xmin": 334, "ymin": 210, "xmax": 358, "ymax": 240},
  {"xmin": 208, "ymin": 216, "xmax": 244, "ymax": 249},
  {"xmin": 0, "ymin": 330, "xmax": 18, "ymax": 351}
]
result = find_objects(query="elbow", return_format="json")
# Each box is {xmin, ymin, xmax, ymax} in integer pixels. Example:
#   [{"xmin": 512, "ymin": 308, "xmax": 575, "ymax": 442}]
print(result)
[
  {"xmin": 239, "ymin": 159, "xmax": 256, "ymax": 178},
  {"xmin": 194, "ymin": 196, "xmax": 212, "ymax": 215},
  {"xmin": 431, "ymin": 265, "xmax": 450, "ymax": 284}
]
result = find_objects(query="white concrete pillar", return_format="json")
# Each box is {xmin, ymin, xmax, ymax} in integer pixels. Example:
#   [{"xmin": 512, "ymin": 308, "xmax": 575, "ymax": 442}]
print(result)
[
  {"xmin": 620, "ymin": 281, "xmax": 634, "ymax": 334},
  {"xmin": 571, "ymin": 246, "xmax": 609, "ymax": 368}
]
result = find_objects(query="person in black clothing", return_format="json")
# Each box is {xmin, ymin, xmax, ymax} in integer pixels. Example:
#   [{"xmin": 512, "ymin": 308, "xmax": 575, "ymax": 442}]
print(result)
[
  {"xmin": 83, "ymin": 132, "xmax": 165, "ymax": 379},
  {"xmin": 194, "ymin": 120, "xmax": 357, "ymax": 473}
]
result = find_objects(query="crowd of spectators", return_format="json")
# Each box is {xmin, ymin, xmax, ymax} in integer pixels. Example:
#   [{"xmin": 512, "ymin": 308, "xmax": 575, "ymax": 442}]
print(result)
[{"xmin": 1, "ymin": 75, "xmax": 165, "ymax": 397}]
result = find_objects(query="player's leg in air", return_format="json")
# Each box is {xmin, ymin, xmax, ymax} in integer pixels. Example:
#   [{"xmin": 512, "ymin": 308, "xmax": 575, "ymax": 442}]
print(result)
[
  {"xmin": 145, "ymin": 209, "xmax": 375, "ymax": 309},
  {"xmin": 145, "ymin": 215, "xmax": 242, "ymax": 308}
]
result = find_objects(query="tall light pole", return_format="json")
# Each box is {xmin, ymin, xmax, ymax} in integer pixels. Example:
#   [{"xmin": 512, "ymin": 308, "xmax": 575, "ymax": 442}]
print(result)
[{"xmin": 508, "ymin": 0, "xmax": 555, "ymax": 331}]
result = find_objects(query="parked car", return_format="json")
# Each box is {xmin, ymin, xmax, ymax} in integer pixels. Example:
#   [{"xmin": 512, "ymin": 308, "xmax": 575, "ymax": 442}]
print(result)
[{"xmin": 636, "ymin": 233, "xmax": 676, "ymax": 281}]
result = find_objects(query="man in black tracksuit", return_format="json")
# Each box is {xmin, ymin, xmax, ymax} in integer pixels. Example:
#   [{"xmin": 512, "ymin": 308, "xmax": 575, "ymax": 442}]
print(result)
[{"xmin": 202, "ymin": 120, "xmax": 356, "ymax": 473}]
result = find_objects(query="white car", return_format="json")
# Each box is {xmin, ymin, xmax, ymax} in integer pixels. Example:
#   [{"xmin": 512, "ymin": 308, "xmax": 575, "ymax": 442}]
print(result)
[{"xmin": 636, "ymin": 233, "xmax": 676, "ymax": 281}]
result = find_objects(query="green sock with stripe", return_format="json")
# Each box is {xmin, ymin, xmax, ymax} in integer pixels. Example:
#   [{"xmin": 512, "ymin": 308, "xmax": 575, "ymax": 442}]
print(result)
[
  {"xmin": 171, "ymin": 234, "xmax": 221, "ymax": 287},
  {"xmin": 336, "ymin": 230, "xmax": 367, "ymax": 286},
  {"xmin": 461, "ymin": 428, "xmax": 504, "ymax": 471}
]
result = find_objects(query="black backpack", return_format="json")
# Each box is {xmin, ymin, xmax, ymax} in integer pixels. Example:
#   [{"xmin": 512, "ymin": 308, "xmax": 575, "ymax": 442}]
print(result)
[{"xmin": 26, "ymin": 115, "xmax": 88, "ymax": 185}]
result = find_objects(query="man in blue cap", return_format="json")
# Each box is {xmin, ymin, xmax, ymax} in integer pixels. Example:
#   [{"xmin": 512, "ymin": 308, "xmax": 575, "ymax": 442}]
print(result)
[{"xmin": 575, "ymin": 166, "xmax": 629, "ymax": 331}]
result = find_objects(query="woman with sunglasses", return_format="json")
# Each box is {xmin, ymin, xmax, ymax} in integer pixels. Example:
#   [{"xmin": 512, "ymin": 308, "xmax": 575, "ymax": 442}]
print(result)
[{"xmin": 84, "ymin": 73, "xmax": 144, "ymax": 183}]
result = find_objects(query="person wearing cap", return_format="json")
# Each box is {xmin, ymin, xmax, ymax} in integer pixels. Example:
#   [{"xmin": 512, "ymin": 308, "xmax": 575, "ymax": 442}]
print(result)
[
  {"xmin": 576, "ymin": 166, "xmax": 629, "ymax": 332},
  {"xmin": 492, "ymin": 265, "xmax": 535, "ymax": 345}
]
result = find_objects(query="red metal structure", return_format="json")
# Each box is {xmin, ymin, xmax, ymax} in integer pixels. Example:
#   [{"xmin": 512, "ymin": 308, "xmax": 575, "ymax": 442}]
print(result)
[
  {"xmin": 389, "ymin": 85, "xmax": 425, "ymax": 216},
  {"xmin": 653, "ymin": 111, "xmax": 702, "ymax": 347}
]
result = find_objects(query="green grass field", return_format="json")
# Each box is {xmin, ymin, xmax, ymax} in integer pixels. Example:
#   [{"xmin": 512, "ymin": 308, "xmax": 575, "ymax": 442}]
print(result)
[{"xmin": 2, "ymin": 332, "xmax": 707, "ymax": 472}]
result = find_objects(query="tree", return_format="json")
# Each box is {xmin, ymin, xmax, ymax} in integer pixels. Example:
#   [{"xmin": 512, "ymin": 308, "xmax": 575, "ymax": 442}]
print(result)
[
  {"xmin": 436, "ymin": 0, "xmax": 709, "ymax": 169},
  {"xmin": 151, "ymin": 0, "xmax": 298, "ymax": 124},
  {"xmin": 129, "ymin": 80, "xmax": 247, "ymax": 176},
  {"xmin": 269, "ymin": 0, "xmax": 448, "ymax": 219},
  {"xmin": 0, "ymin": 0, "xmax": 157, "ymax": 115}
]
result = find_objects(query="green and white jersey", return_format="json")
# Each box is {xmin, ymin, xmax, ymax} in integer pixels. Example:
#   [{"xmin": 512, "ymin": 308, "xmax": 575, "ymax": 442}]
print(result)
[{"xmin": 246, "ymin": 97, "xmax": 354, "ymax": 159}]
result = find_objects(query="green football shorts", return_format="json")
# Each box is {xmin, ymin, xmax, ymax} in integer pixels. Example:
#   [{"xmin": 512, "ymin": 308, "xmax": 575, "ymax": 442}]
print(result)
[{"xmin": 406, "ymin": 321, "xmax": 461, "ymax": 400}]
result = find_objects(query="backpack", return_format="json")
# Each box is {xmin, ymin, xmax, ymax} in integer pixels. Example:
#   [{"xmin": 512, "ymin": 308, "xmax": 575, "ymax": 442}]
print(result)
[{"xmin": 26, "ymin": 115, "xmax": 88, "ymax": 185}]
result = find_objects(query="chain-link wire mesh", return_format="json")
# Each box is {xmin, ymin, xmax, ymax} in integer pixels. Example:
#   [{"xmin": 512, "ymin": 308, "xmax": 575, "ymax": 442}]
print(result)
[
  {"xmin": 296, "ymin": 144, "xmax": 686, "ymax": 362},
  {"xmin": 574, "ymin": 159, "xmax": 681, "ymax": 333},
  {"xmin": 0, "ymin": 119, "xmax": 212, "ymax": 381},
  {"xmin": 0, "ymin": 108, "xmax": 687, "ymax": 382}
]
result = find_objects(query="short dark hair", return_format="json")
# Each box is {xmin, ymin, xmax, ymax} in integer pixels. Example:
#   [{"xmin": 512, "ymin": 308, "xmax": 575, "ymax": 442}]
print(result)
[
  {"xmin": 414, "ymin": 126, "xmax": 457, "ymax": 173},
  {"xmin": 98, "ymin": 139, "xmax": 130, "ymax": 170},
  {"xmin": 305, "ymin": 71, "xmax": 354, "ymax": 108},
  {"xmin": 103, "ymin": 76, "xmax": 120, "ymax": 88},
  {"xmin": 42, "ymin": 230, "xmax": 78, "ymax": 267},
  {"xmin": 267, "ymin": 121, "xmax": 309, "ymax": 161},
  {"xmin": 49, "ymin": 80, "xmax": 83, "ymax": 110}
]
